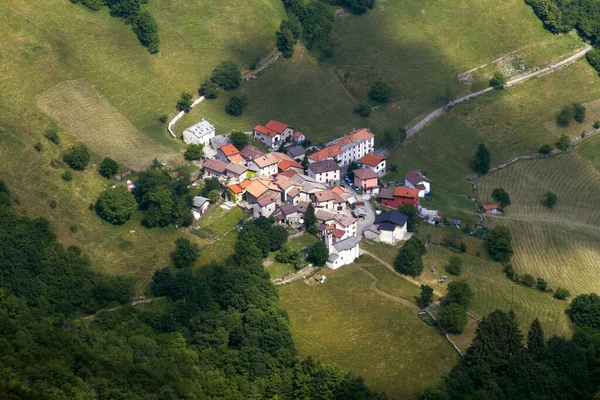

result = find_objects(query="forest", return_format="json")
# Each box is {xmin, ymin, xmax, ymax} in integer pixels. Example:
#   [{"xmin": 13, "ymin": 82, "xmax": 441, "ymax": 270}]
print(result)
[{"xmin": 0, "ymin": 182, "xmax": 383, "ymax": 399}]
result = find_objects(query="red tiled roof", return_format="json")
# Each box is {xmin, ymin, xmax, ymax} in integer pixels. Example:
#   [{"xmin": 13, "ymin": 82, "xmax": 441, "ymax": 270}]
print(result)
[
  {"xmin": 279, "ymin": 159, "xmax": 303, "ymax": 171},
  {"xmin": 227, "ymin": 184, "xmax": 243, "ymax": 194},
  {"xmin": 219, "ymin": 143, "xmax": 239, "ymax": 157},
  {"xmin": 265, "ymin": 120, "xmax": 290, "ymax": 133},
  {"xmin": 228, "ymin": 154, "xmax": 245, "ymax": 164},
  {"xmin": 393, "ymin": 187, "xmax": 420, "ymax": 198},
  {"xmin": 294, "ymin": 131, "xmax": 304, "ymax": 138},
  {"xmin": 308, "ymin": 145, "xmax": 342, "ymax": 161},
  {"xmin": 239, "ymin": 180, "xmax": 253, "ymax": 189},
  {"xmin": 329, "ymin": 128, "xmax": 374, "ymax": 147},
  {"xmin": 278, "ymin": 170, "xmax": 298, "ymax": 178},
  {"xmin": 483, "ymin": 204, "xmax": 500, "ymax": 211},
  {"xmin": 360, "ymin": 154, "xmax": 384, "ymax": 167},
  {"xmin": 332, "ymin": 229, "xmax": 345, "ymax": 239},
  {"xmin": 254, "ymin": 125, "xmax": 278, "ymax": 137}
]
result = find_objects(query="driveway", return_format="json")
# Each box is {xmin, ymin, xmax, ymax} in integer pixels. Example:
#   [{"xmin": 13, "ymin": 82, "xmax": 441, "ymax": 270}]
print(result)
[{"xmin": 358, "ymin": 196, "xmax": 375, "ymax": 236}]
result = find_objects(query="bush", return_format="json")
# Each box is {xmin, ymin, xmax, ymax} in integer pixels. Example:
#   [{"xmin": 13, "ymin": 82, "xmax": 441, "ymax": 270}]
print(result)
[
  {"xmin": 62, "ymin": 170, "xmax": 73, "ymax": 181},
  {"xmin": 438, "ymin": 303, "xmax": 468, "ymax": 333},
  {"xmin": 158, "ymin": 114, "xmax": 168, "ymax": 123},
  {"xmin": 229, "ymin": 131, "xmax": 250, "ymax": 150},
  {"xmin": 556, "ymin": 105, "xmax": 574, "ymax": 126},
  {"xmin": 446, "ymin": 280, "xmax": 473, "ymax": 308},
  {"xmin": 207, "ymin": 189, "xmax": 221, "ymax": 204},
  {"xmin": 554, "ymin": 287, "xmax": 570, "ymax": 300},
  {"xmin": 171, "ymin": 237, "xmax": 200, "ymax": 268},
  {"xmin": 555, "ymin": 135, "xmax": 571, "ymax": 152},
  {"xmin": 177, "ymin": 92, "xmax": 193, "ymax": 112},
  {"xmin": 446, "ymin": 255, "xmax": 462, "ymax": 276},
  {"xmin": 199, "ymin": 78, "xmax": 219, "ymax": 99},
  {"xmin": 491, "ymin": 188, "xmax": 511, "ymax": 209},
  {"xmin": 538, "ymin": 143, "xmax": 553, "ymax": 155},
  {"xmin": 354, "ymin": 102, "xmax": 371, "ymax": 117},
  {"xmin": 132, "ymin": 10, "xmax": 160, "ymax": 54},
  {"xmin": 211, "ymin": 60, "xmax": 241, "ymax": 90},
  {"xmin": 416, "ymin": 284, "xmax": 434, "ymax": 308},
  {"xmin": 95, "ymin": 186, "xmax": 137, "ymax": 225},
  {"xmin": 275, "ymin": 244, "xmax": 303, "ymax": 270},
  {"xmin": 368, "ymin": 81, "xmax": 392, "ymax": 103},
  {"xmin": 542, "ymin": 191, "xmax": 558, "ymax": 208},
  {"xmin": 184, "ymin": 144, "xmax": 204, "ymax": 160},
  {"xmin": 308, "ymin": 241, "xmax": 328, "ymax": 266},
  {"xmin": 568, "ymin": 293, "xmax": 600, "ymax": 329},
  {"xmin": 486, "ymin": 226, "xmax": 513, "ymax": 263},
  {"xmin": 489, "ymin": 71, "xmax": 506, "ymax": 88},
  {"xmin": 34, "ymin": 142, "xmax": 43, "ymax": 152},
  {"xmin": 63, "ymin": 143, "xmax": 90, "ymax": 171},
  {"xmin": 394, "ymin": 236, "xmax": 427, "ymax": 276},
  {"xmin": 225, "ymin": 96, "xmax": 248, "ymax": 116},
  {"xmin": 99, "ymin": 157, "xmax": 119, "ymax": 178},
  {"xmin": 587, "ymin": 48, "xmax": 600, "ymax": 74},
  {"xmin": 276, "ymin": 26, "xmax": 296, "ymax": 58},
  {"xmin": 536, "ymin": 278, "xmax": 548, "ymax": 291},
  {"xmin": 49, "ymin": 199, "xmax": 57, "ymax": 209},
  {"xmin": 520, "ymin": 274, "xmax": 535, "ymax": 287},
  {"xmin": 503, "ymin": 263, "xmax": 516, "ymax": 280},
  {"xmin": 573, "ymin": 102, "xmax": 586, "ymax": 123},
  {"xmin": 45, "ymin": 128, "xmax": 60, "ymax": 144}
]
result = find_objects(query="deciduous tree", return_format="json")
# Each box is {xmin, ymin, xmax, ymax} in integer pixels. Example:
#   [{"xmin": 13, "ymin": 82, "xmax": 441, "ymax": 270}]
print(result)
[
  {"xmin": 491, "ymin": 188, "xmax": 511, "ymax": 209},
  {"xmin": 99, "ymin": 157, "xmax": 119, "ymax": 178},
  {"xmin": 95, "ymin": 186, "xmax": 136, "ymax": 225},
  {"xmin": 63, "ymin": 143, "xmax": 91, "ymax": 171},
  {"xmin": 394, "ymin": 236, "xmax": 426, "ymax": 276},
  {"xmin": 486, "ymin": 226, "xmax": 513, "ymax": 262},
  {"xmin": 171, "ymin": 237, "xmax": 199, "ymax": 268},
  {"xmin": 184, "ymin": 144, "xmax": 204, "ymax": 160}
]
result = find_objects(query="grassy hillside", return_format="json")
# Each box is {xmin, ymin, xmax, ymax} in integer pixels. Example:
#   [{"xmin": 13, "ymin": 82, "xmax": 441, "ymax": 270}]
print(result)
[
  {"xmin": 0, "ymin": 0, "xmax": 283, "ymax": 290},
  {"xmin": 279, "ymin": 259, "xmax": 459, "ymax": 399},
  {"xmin": 476, "ymin": 149, "xmax": 600, "ymax": 297}
]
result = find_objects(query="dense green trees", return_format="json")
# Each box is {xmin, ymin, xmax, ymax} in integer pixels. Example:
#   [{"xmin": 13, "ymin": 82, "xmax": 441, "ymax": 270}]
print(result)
[
  {"xmin": 568, "ymin": 293, "xmax": 600, "ymax": 329},
  {"xmin": 446, "ymin": 255, "xmax": 462, "ymax": 276},
  {"xmin": 308, "ymin": 241, "xmax": 329, "ymax": 265},
  {"xmin": 183, "ymin": 144, "xmax": 203, "ymax": 160},
  {"xmin": 369, "ymin": 81, "xmax": 392, "ymax": 103},
  {"xmin": 280, "ymin": 0, "xmax": 334, "ymax": 56},
  {"xmin": 486, "ymin": 226, "xmax": 513, "ymax": 263},
  {"xmin": 99, "ymin": 157, "xmax": 119, "ymax": 178},
  {"xmin": 491, "ymin": 187, "xmax": 511, "ymax": 209},
  {"xmin": 211, "ymin": 60, "xmax": 242, "ymax": 90},
  {"xmin": 63, "ymin": 143, "xmax": 91, "ymax": 170},
  {"xmin": 398, "ymin": 204, "xmax": 420, "ymax": 231},
  {"xmin": 225, "ymin": 95, "xmax": 248, "ymax": 116},
  {"xmin": 417, "ymin": 284, "xmax": 434, "ymax": 308},
  {"xmin": 438, "ymin": 303, "xmax": 468, "ymax": 333},
  {"xmin": 229, "ymin": 131, "xmax": 251, "ymax": 150},
  {"xmin": 394, "ymin": 236, "xmax": 426, "ymax": 276},
  {"xmin": 171, "ymin": 237, "xmax": 200, "ymax": 268},
  {"xmin": 71, "ymin": 0, "xmax": 160, "ymax": 52},
  {"xmin": 472, "ymin": 143, "xmax": 490, "ymax": 175},
  {"xmin": 95, "ymin": 186, "xmax": 137, "ymax": 224}
]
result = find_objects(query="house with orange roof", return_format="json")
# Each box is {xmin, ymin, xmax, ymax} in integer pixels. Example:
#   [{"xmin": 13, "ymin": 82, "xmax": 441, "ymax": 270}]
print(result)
[
  {"xmin": 307, "ymin": 145, "xmax": 342, "ymax": 164},
  {"xmin": 248, "ymin": 153, "xmax": 279, "ymax": 177},
  {"xmin": 253, "ymin": 120, "xmax": 295, "ymax": 149},
  {"xmin": 326, "ymin": 128, "xmax": 375, "ymax": 167},
  {"xmin": 215, "ymin": 143, "xmax": 242, "ymax": 164},
  {"xmin": 226, "ymin": 183, "xmax": 245, "ymax": 203},
  {"xmin": 359, "ymin": 154, "xmax": 386, "ymax": 177},
  {"xmin": 379, "ymin": 186, "xmax": 420, "ymax": 208},
  {"xmin": 278, "ymin": 159, "xmax": 304, "ymax": 174},
  {"xmin": 266, "ymin": 120, "xmax": 295, "ymax": 142},
  {"xmin": 293, "ymin": 131, "xmax": 305, "ymax": 144}
]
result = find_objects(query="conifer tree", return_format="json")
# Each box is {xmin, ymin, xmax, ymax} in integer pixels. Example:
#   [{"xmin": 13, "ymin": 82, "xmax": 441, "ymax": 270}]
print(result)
[{"xmin": 527, "ymin": 318, "xmax": 545, "ymax": 360}]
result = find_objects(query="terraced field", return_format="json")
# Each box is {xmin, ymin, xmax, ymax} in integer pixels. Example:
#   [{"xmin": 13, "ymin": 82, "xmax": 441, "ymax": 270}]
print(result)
[{"xmin": 476, "ymin": 150, "xmax": 600, "ymax": 296}]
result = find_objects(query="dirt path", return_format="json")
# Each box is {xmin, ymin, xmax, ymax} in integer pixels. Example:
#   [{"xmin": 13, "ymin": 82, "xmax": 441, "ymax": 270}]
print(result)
[
  {"xmin": 82, "ymin": 296, "xmax": 165, "ymax": 321},
  {"xmin": 359, "ymin": 267, "xmax": 419, "ymax": 310}
]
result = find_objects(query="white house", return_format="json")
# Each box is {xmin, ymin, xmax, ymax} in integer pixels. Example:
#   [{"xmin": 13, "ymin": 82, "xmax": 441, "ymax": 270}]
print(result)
[
  {"xmin": 294, "ymin": 131, "xmax": 305, "ymax": 144},
  {"xmin": 325, "ymin": 233, "xmax": 361, "ymax": 270},
  {"xmin": 326, "ymin": 128, "xmax": 375, "ymax": 167},
  {"xmin": 257, "ymin": 194, "xmax": 278, "ymax": 217},
  {"xmin": 404, "ymin": 171, "xmax": 431, "ymax": 198},
  {"xmin": 183, "ymin": 119, "xmax": 215, "ymax": 146},
  {"xmin": 253, "ymin": 125, "xmax": 280, "ymax": 149},
  {"xmin": 307, "ymin": 160, "xmax": 340, "ymax": 186},
  {"xmin": 266, "ymin": 120, "xmax": 295, "ymax": 142},
  {"xmin": 249, "ymin": 153, "xmax": 279, "ymax": 177},
  {"xmin": 364, "ymin": 210, "xmax": 408, "ymax": 245},
  {"xmin": 359, "ymin": 154, "xmax": 387, "ymax": 177},
  {"xmin": 192, "ymin": 196, "xmax": 210, "ymax": 219}
]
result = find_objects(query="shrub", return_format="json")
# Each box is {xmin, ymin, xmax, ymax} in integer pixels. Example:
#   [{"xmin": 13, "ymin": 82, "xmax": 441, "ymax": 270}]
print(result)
[
  {"xmin": 416, "ymin": 284, "xmax": 434, "ymax": 308},
  {"xmin": 99, "ymin": 157, "xmax": 119, "ymax": 178},
  {"xmin": 199, "ymin": 78, "xmax": 219, "ymax": 99},
  {"xmin": 556, "ymin": 105, "xmax": 574, "ymax": 126},
  {"xmin": 536, "ymin": 278, "xmax": 548, "ymax": 291},
  {"xmin": 225, "ymin": 96, "xmax": 248, "ymax": 116},
  {"xmin": 45, "ymin": 128, "xmax": 60, "ymax": 144},
  {"xmin": 554, "ymin": 287, "xmax": 570, "ymax": 300},
  {"xmin": 573, "ymin": 102, "xmax": 586, "ymax": 123},
  {"xmin": 132, "ymin": 10, "xmax": 160, "ymax": 54},
  {"xmin": 63, "ymin": 143, "xmax": 90, "ymax": 171},
  {"xmin": 486, "ymin": 226, "xmax": 513, "ymax": 263},
  {"xmin": 503, "ymin": 263, "xmax": 516, "ymax": 280},
  {"xmin": 593, "ymin": 120, "xmax": 600, "ymax": 129},
  {"xmin": 542, "ymin": 191, "xmax": 558, "ymax": 208},
  {"xmin": 49, "ymin": 199, "xmax": 57, "ymax": 209},
  {"xmin": 586, "ymin": 48, "xmax": 600, "ymax": 74},
  {"xmin": 171, "ymin": 237, "xmax": 200, "ymax": 268},
  {"xmin": 394, "ymin": 236, "xmax": 427, "ymax": 276},
  {"xmin": 308, "ymin": 241, "xmax": 328, "ymax": 266},
  {"xmin": 229, "ymin": 131, "xmax": 250, "ymax": 150},
  {"xmin": 555, "ymin": 135, "xmax": 571, "ymax": 152},
  {"xmin": 95, "ymin": 186, "xmax": 137, "ymax": 225},
  {"xmin": 34, "ymin": 142, "xmax": 43, "ymax": 152},
  {"xmin": 489, "ymin": 71, "xmax": 506, "ymax": 88},
  {"xmin": 177, "ymin": 92, "xmax": 193, "ymax": 112},
  {"xmin": 568, "ymin": 293, "xmax": 600, "ymax": 329},
  {"xmin": 211, "ymin": 60, "xmax": 241, "ymax": 90},
  {"xmin": 520, "ymin": 274, "xmax": 535, "ymax": 287},
  {"xmin": 446, "ymin": 280, "xmax": 473, "ymax": 308},
  {"xmin": 438, "ymin": 304, "xmax": 468, "ymax": 333},
  {"xmin": 207, "ymin": 189, "xmax": 221, "ymax": 204},
  {"xmin": 62, "ymin": 170, "xmax": 73, "ymax": 181},
  {"xmin": 368, "ymin": 81, "xmax": 392, "ymax": 103},
  {"xmin": 354, "ymin": 102, "xmax": 371, "ymax": 117},
  {"xmin": 538, "ymin": 143, "xmax": 553, "ymax": 155},
  {"xmin": 158, "ymin": 114, "xmax": 168, "ymax": 123},
  {"xmin": 184, "ymin": 144, "xmax": 204, "ymax": 160},
  {"xmin": 446, "ymin": 255, "xmax": 462, "ymax": 276}
]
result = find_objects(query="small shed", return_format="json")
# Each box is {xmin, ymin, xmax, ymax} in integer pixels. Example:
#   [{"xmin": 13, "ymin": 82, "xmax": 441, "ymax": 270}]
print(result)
[{"xmin": 193, "ymin": 196, "xmax": 210, "ymax": 217}]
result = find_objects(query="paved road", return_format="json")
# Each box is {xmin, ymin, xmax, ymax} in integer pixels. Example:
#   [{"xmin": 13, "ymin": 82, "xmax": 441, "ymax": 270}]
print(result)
[{"xmin": 358, "ymin": 197, "xmax": 375, "ymax": 236}]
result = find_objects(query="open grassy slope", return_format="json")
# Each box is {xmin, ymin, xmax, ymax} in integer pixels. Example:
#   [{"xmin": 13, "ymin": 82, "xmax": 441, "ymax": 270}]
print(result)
[
  {"xmin": 279, "ymin": 260, "xmax": 459, "ymax": 399},
  {"xmin": 0, "ymin": 0, "xmax": 283, "ymax": 290},
  {"xmin": 476, "ymin": 149, "xmax": 600, "ymax": 297}
]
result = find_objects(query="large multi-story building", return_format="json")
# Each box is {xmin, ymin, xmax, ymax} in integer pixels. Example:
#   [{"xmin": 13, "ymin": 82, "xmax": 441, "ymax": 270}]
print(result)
[{"xmin": 325, "ymin": 128, "xmax": 375, "ymax": 167}]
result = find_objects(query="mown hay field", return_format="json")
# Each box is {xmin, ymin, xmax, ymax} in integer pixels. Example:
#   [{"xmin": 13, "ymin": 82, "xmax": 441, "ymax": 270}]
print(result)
[
  {"xmin": 279, "ymin": 260, "xmax": 459, "ymax": 399},
  {"xmin": 476, "ymin": 149, "xmax": 600, "ymax": 296}
]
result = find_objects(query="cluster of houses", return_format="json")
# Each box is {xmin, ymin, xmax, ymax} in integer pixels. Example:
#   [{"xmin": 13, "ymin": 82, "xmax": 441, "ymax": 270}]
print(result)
[{"xmin": 185, "ymin": 117, "xmax": 437, "ymax": 270}]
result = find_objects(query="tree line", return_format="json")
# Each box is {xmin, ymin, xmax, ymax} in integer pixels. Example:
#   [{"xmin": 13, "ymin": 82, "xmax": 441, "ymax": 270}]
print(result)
[
  {"xmin": 71, "ymin": 0, "xmax": 159, "ymax": 53},
  {"xmin": 0, "ymin": 180, "xmax": 385, "ymax": 399}
]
